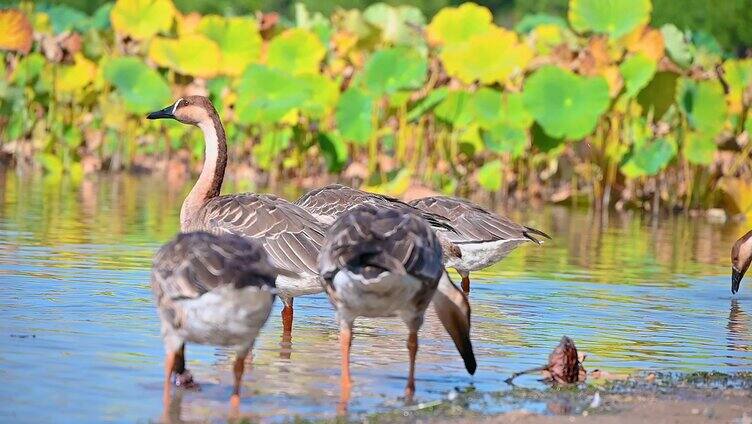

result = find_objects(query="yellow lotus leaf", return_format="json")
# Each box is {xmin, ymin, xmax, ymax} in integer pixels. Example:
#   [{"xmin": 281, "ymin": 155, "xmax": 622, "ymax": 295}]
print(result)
[
  {"xmin": 198, "ymin": 15, "xmax": 262, "ymax": 76},
  {"xmin": 111, "ymin": 0, "xmax": 175, "ymax": 40},
  {"xmin": 440, "ymin": 26, "xmax": 532, "ymax": 85},
  {"xmin": 427, "ymin": 3, "xmax": 492, "ymax": 46},
  {"xmin": 0, "ymin": 9, "xmax": 33, "ymax": 53},
  {"xmin": 267, "ymin": 28, "xmax": 325, "ymax": 75},
  {"xmin": 601, "ymin": 65, "xmax": 623, "ymax": 97},
  {"xmin": 718, "ymin": 177, "xmax": 752, "ymax": 220},
  {"xmin": 177, "ymin": 12, "xmax": 202, "ymax": 36},
  {"xmin": 530, "ymin": 24, "xmax": 564, "ymax": 54},
  {"xmin": 148, "ymin": 34, "xmax": 220, "ymax": 78},
  {"xmin": 723, "ymin": 59, "xmax": 752, "ymax": 115},
  {"xmin": 56, "ymin": 53, "xmax": 96, "ymax": 92},
  {"xmin": 624, "ymin": 26, "xmax": 664, "ymax": 62},
  {"xmin": 32, "ymin": 12, "xmax": 52, "ymax": 34}
]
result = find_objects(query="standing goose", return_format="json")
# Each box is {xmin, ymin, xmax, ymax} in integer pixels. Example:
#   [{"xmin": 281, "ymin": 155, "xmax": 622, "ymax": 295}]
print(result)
[
  {"xmin": 732, "ymin": 229, "xmax": 752, "ymax": 294},
  {"xmin": 147, "ymin": 97, "xmax": 326, "ymax": 364},
  {"xmin": 409, "ymin": 196, "xmax": 550, "ymax": 292},
  {"xmin": 318, "ymin": 205, "xmax": 476, "ymax": 402},
  {"xmin": 151, "ymin": 232, "xmax": 282, "ymax": 407}
]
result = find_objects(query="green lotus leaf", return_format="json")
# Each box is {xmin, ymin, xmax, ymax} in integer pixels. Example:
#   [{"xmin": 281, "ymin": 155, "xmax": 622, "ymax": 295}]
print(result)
[
  {"xmin": 148, "ymin": 34, "xmax": 220, "ymax": 78},
  {"xmin": 636, "ymin": 71, "xmax": 678, "ymax": 119},
  {"xmin": 103, "ymin": 57, "xmax": 171, "ymax": 114},
  {"xmin": 426, "ymin": 3, "xmax": 492, "ymax": 45},
  {"xmin": 11, "ymin": 53, "xmax": 45, "ymax": 86},
  {"xmin": 297, "ymin": 73, "xmax": 339, "ymax": 119},
  {"xmin": 441, "ymin": 27, "xmax": 532, "ymax": 85},
  {"xmin": 523, "ymin": 65, "xmax": 610, "ymax": 139},
  {"xmin": 469, "ymin": 88, "xmax": 533, "ymax": 130},
  {"xmin": 336, "ymin": 88, "xmax": 373, "ymax": 145},
  {"xmin": 363, "ymin": 3, "xmax": 425, "ymax": 46},
  {"xmin": 683, "ymin": 131, "xmax": 716, "ymax": 165},
  {"xmin": 477, "ymin": 159, "xmax": 502, "ymax": 192},
  {"xmin": 531, "ymin": 122, "xmax": 565, "ymax": 153},
  {"xmin": 568, "ymin": 0, "xmax": 651, "ymax": 39},
  {"xmin": 406, "ymin": 88, "xmax": 449, "ymax": 122},
  {"xmin": 267, "ymin": 28, "xmax": 326, "ymax": 75},
  {"xmin": 515, "ymin": 13, "xmax": 568, "ymax": 33},
  {"xmin": 482, "ymin": 123, "xmax": 528, "ymax": 157},
  {"xmin": 318, "ymin": 132, "xmax": 349, "ymax": 172},
  {"xmin": 111, "ymin": 0, "xmax": 175, "ymax": 40},
  {"xmin": 198, "ymin": 16, "xmax": 262, "ymax": 76},
  {"xmin": 435, "ymin": 90, "xmax": 473, "ymax": 127},
  {"xmin": 44, "ymin": 5, "xmax": 90, "ymax": 34},
  {"xmin": 620, "ymin": 137, "xmax": 676, "ymax": 178},
  {"xmin": 90, "ymin": 3, "xmax": 113, "ymax": 31},
  {"xmin": 361, "ymin": 47, "xmax": 427, "ymax": 96},
  {"xmin": 235, "ymin": 64, "xmax": 308, "ymax": 126},
  {"xmin": 253, "ymin": 128, "xmax": 292, "ymax": 170},
  {"xmin": 661, "ymin": 24, "xmax": 693, "ymax": 68},
  {"xmin": 620, "ymin": 53, "xmax": 657, "ymax": 98},
  {"xmin": 294, "ymin": 3, "xmax": 332, "ymax": 45},
  {"xmin": 676, "ymin": 78, "xmax": 727, "ymax": 136},
  {"xmin": 724, "ymin": 59, "xmax": 752, "ymax": 114}
]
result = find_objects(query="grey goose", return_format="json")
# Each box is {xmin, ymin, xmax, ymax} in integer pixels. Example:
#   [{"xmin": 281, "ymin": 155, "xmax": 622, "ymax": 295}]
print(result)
[{"xmin": 732, "ymin": 229, "xmax": 752, "ymax": 293}]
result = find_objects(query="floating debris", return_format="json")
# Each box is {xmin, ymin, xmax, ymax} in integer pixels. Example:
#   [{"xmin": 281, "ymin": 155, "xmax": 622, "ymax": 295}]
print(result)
[{"xmin": 506, "ymin": 336, "xmax": 587, "ymax": 385}]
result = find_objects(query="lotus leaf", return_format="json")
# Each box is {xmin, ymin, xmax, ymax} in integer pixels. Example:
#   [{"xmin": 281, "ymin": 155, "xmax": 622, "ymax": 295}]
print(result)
[
  {"xmin": 620, "ymin": 53, "xmax": 656, "ymax": 98},
  {"xmin": 12, "ymin": 53, "xmax": 46, "ymax": 86},
  {"xmin": 336, "ymin": 88, "xmax": 373, "ymax": 145},
  {"xmin": 318, "ymin": 132, "xmax": 348, "ymax": 172},
  {"xmin": 441, "ymin": 27, "xmax": 532, "ymax": 85},
  {"xmin": 103, "ymin": 57, "xmax": 171, "ymax": 114},
  {"xmin": 724, "ymin": 59, "xmax": 752, "ymax": 114},
  {"xmin": 363, "ymin": 3, "xmax": 425, "ymax": 45},
  {"xmin": 296, "ymin": 74, "xmax": 339, "ymax": 119},
  {"xmin": 0, "ymin": 9, "xmax": 33, "ymax": 53},
  {"xmin": 90, "ymin": 3, "xmax": 113, "ymax": 30},
  {"xmin": 253, "ymin": 128, "xmax": 292, "ymax": 170},
  {"xmin": 523, "ymin": 66, "xmax": 610, "ymax": 139},
  {"xmin": 235, "ymin": 65, "xmax": 309, "ymax": 126},
  {"xmin": 111, "ymin": 0, "xmax": 175, "ymax": 40},
  {"xmin": 531, "ymin": 122, "xmax": 566, "ymax": 153},
  {"xmin": 620, "ymin": 137, "xmax": 676, "ymax": 178},
  {"xmin": 406, "ymin": 87, "xmax": 448, "ymax": 122},
  {"xmin": 482, "ymin": 123, "xmax": 528, "ymax": 157},
  {"xmin": 198, "ymin": 16, "xmax": 262, "ymax": 76},
  {"xmin": 295, "ymin": 3, "xmax": 332, "ymax": 45},
  {"xmin": 676, "ymin": 78, "xmax": 727, "ymax": 136},
  {"xmin": 267, "ymin": 28, "xmax": 326, "ymax": 75},
  {"xmin": 44, "ymin": 5, "xmax": 90, "ymax": 33},
  {"xmin": 661, "ymin": 24, "xmax": 693, "ymax": 68},
  {"xmin": 56, "ymin": 53, "xmax": 96, "ymax": 93},
  {"xmin": 148, "ymin": 34, "xmax": 220, "ymax": 78},
  {"xmin": 361, "ymin": 47, "xmax": 427, "ymax": 96},
  {"xmin": 515, "ymin": 14, "xmax": 568, "ymax": 33},
  {"xmin": 435, "ymin": 90, "xmax": 473, "ymax": 127},
  {"xmin": 426, "ymin": 3, "xmax": 492, "ymax": 45},
  {"xmin": 477, "ymin": 159, "xmax": 502, "ymax": 192},
  {"xmin": 468, "ymin": 88, "xmax": 532, "ymax": 131},
  {"xmin": 568, "ymin": 0, "xmax": 651, "ymax": 39},
  {"xmin": 636, "ymin": 71, "xmax": 678, "ymax": 120},
  {"xmin": 683, "ymin": 132, "xmax": 716, "ymax": 165}
]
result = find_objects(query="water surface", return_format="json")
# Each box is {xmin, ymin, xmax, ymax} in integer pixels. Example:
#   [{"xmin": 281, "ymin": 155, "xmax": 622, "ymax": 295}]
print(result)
[{"xmin": 0, "ymin": 171, "xmax": 749, "ymax": 423}]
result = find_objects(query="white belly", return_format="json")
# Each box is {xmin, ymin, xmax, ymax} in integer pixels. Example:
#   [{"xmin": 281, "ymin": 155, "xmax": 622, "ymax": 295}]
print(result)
[
  {"xmin": 176, "ymin": 285, "xmax": 275, "ymax": 349},
  {"xmin": 448, "ymin": 239, "xmax": 527, "ymax": 272},
  {"xmin": 332, "ymin": 270, "xmax": 425, "ymax": 319}
]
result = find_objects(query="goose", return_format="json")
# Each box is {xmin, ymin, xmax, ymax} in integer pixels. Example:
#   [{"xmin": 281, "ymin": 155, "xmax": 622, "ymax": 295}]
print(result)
[
  {"xmin": 732, "ymin": 229, "xmax": 752, "ymax": 294},
  {"xmin": 318, "ymin": 204, "xmax": 476, "ymax": 402},
  {"xmin": 151, "ymin": 232, "xmax": 283, "ymax": 407},
  {"xmin": 409, "ymin": 196, "xmax": 550, "ymax": 292},
  {"xmin": 147, "ymin": 96, "xmax": 327, "ymax": 378}
]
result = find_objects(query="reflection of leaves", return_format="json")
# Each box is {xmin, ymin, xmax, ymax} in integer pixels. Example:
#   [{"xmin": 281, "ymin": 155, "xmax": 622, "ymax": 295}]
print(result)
[
  {"xmin": 620, "ymin": 53, "xmax": 656, "ymax": 98},
  {"xmin": 477, "ymin": 160, "xmax": 502, "ymax": 192},
  {"xmin": 568, "ymin": 0, "xmax": 651, "ymax": 38},
  {"xmin": 267, "ymin": 28, "xmax": 325, "ymax": 75},
  {"xmin": 103, "ymin": 57, "xmax": 172, "ymax": 114},
  {"xmin": 523, "ymin": 66, "xmax": 610, "ymax": 139},
  {"xmin": 361, "ymin": 47, "xmax": 427, "ymax": 96},
  {"xmin": 148, "ymin": 35, "xmax": 220, "ymax": 78},
  {"xmin": 426, "ymin": 3, "xmax": 492, "ymax": 45},
  {"xmin": 336, "ymin": 88, "xmax": 373, "ymax": 145},
  {"xmin": 198, "ymin": 16, "xmax": 261, "ymax": 76},
  {"xmin": 111, "ymin": 0, "xmax": 175, "ymax": 40},
  {"xmin": 0, "ymin": 9, "xmax": 33, "ymax": 54}
]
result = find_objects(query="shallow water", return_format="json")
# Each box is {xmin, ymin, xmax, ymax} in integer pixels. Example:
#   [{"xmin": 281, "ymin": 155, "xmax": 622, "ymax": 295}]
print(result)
[{"xmin": 0, "ymin": 171, "xmax": 749, "ymax": 423}]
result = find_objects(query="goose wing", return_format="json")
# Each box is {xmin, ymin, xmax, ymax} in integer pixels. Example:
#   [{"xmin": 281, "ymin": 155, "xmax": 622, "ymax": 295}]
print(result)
[
  {"xmin": 197, "ymin": 194, "xmax": 326, "ymax": 275},
  {"xmin": 318, "ymin": 205, "xmax": 444, "ymax": 284},
  {"xmin": 409, "ymin": 196, "xmax": 550, "ymax": 244}
]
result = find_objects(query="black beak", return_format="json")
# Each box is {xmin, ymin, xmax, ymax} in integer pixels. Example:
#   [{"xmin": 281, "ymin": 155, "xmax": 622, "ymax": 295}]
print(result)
[
  {"xmin": 146, "ymin": 105, "xmax": 175, "ymax": 120},
  {"xmin": 732, "ymin": 267, "xmax": 744, "ymax": 294}
]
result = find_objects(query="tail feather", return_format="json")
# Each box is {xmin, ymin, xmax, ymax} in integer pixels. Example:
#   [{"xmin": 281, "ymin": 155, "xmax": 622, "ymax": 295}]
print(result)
[{"xmin": 432, "ymin": 272, "xmax": 476, "ymax": 374}]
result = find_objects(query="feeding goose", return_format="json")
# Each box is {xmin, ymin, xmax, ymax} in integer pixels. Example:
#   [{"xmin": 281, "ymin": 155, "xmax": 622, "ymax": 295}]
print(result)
[
  {"xmin": 151, "ymin": 232, "xmax": 283, "ymax": 407},
  {"xmin": 731, "ymin": 229, "xmax": 752, "ymax": 294},
  {"xmin": 147, "ymin": 96, "xmax": 327, "ymax": 374},
  {"xmin": 318, "ymin": 204, "xmax": 476, "ymax": 401},
  {"xmin": 409, "ymin": 196, "xmax": 550, "ymax": 292}
]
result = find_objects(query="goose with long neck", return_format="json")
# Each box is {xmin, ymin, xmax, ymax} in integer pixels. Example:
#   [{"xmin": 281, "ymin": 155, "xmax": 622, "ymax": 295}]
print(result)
[
  {"xmin": 732, "ymin": 229, "xmax": 752, "ymax": 294},
  {"xmin": 148, "ymin": 95, "xmax": 326, "ymax": 332}
]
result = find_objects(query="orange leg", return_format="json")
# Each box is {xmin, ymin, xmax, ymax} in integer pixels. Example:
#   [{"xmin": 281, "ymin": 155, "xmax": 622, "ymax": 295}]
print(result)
[
  {"xmin": 338, "ymin": 325, "xmax": 353, "ymax": 416},
  {"xmin": 281, "ymin": 298, "xmax": 294, "ymax": 334},
  {"xmin": 230, "ymin": 353, "xmax": 247, "ymax": 409},
  {"xmin": 162, "ymin": 350, "xmax": 177, "ymax": 418},
  {"xmin": 405, "ymin": 331, "xmax": 418, "ymax": 399},
  {"xmin": 461, "ymin": 275, "xmax": 471, "ymax": 293}
]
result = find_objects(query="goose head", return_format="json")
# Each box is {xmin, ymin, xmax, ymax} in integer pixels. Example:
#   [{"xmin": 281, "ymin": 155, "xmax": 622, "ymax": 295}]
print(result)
[
  {"xmin": 731, "ymin": 230, "xmax": 752, "ymax": 294},
  {"xmin": 147, "ymin": 96, "xmax": 218, "ymax": 126}
]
